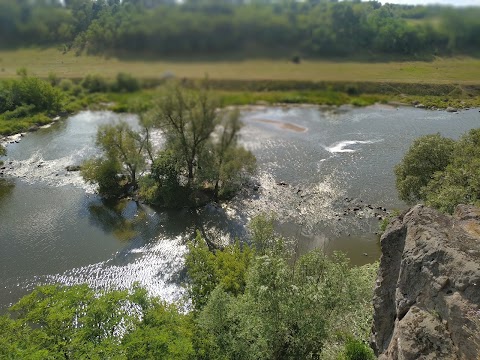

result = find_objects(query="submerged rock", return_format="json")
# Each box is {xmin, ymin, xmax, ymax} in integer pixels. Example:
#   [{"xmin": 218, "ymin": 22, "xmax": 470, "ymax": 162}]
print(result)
[
  {"xmin": 66, "ymin": 165, "xmax": 82, "ymax": 172},
  {"xmin": 372, "ymin": 205, "xmax": 480, "ymax": 359}
]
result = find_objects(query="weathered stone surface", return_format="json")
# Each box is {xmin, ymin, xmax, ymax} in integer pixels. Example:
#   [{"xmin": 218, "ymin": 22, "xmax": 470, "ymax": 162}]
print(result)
[{"xmin": 372, "ymin": 204, "xmax": 480, "ymax": 360}]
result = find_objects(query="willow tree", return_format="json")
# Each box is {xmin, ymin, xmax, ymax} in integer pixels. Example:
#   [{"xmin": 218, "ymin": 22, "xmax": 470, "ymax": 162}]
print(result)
[
  {"xmin": 82, "ymin": 121, "xmax": 148, "ymax": 197},
  {"xmin": 155, "ymin": 86, "xmax": 217, "ymax": 187},
  {"xmin": 153, "ymin": 86, "xmax": 256, "ymax": 202}
]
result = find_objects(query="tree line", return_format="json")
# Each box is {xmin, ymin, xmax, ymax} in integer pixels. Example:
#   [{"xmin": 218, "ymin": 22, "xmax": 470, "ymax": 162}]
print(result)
[{"xmin": 0, "ymin": 0, "xmax": 479, "ymax": 58}]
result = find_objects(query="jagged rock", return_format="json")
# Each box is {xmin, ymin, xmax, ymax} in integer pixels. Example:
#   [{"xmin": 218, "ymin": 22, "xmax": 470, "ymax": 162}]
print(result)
[
  {"xmin": 66, "ymin": 165, "xmax": 81, "ymax": 172},
  {"xmin": 372, "ymin": 205, "xmax": 480, "ymax": 360}
]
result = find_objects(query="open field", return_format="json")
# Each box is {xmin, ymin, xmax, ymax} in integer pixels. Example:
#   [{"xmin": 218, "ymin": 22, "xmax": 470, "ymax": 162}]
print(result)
[{"xmin": 1, "ymin": 48, "xmax": 480, "ymax": 85}]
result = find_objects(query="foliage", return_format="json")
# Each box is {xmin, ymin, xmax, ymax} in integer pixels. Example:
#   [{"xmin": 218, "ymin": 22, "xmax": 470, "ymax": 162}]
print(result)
[
  {"xmin": 343, "ymin": 338, "xmax": 376, "ymax": 360},
  {"xmin": 0, "ymin": 284, "xmax": 194, "ymax": 359},
  {"xmin": 81, "ymin": 73, "xmax": 110, "ymax": 93},
  {"xmin": 81, "ymin": 157, "xmax": 124, "ymax": 197},
  {"xmin": 115, "ymin": 72, "xmax": 141, "ymax": 93},
  {"xmin": 395, "ymin": 129, "xmax": 480, "ymax": 213},
  {"xmin": 81, "ymin": 121, "xmax": 148, "ymax": 197},
  {"xmin": 423, "ymin": 129, "xmax": 480, "ymax": 213},
  {"xmin": 0, "ymin": 0, "xmax": 479, "ymax": 59},
  {"xmin": 185, "ymin": 231, "xmax": 253, "ymax": 311},
  {"xmin": 0, "ymin": 74, "xmax": 63, "ymax": 115},
  {"xmin": 395, "ymin": 133, "xmax": 455, "ymax": 204},
  {"xmin": 0, "ymin": 144, "xmax": 5, "ymax": 156},
  {"xmin": 185, "ymin": 215, "xmax": 378, "ymax": 359}
]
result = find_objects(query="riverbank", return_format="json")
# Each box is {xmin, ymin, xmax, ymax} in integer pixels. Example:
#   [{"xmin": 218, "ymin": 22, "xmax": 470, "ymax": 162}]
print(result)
[{"xmin": 1, "ymin": 49, "xmax": 479, "ymax": 139}]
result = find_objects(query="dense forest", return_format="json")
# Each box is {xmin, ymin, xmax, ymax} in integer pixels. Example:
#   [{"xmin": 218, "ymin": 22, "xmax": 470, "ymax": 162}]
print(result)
[{"xmin": 0, "ymin": 0, "xmax": 479, "ymax": 58}]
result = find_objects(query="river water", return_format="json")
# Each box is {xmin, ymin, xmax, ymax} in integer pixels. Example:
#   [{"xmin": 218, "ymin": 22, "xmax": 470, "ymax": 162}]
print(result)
[{"xmin": 0, "ymin": 106, "xmax": 478, "ymax": 310}]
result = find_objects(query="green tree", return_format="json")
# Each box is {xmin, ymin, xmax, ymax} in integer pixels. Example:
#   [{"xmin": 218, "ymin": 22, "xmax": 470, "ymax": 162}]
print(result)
[
  {"xmin": 423, "ymin": 129, "xmax": 480, "ymax": 213},
  {"xmin": 186, "ymin": 215, "xmax": 377, "ymax": 359},
  {"xmin": 155, "ymin": 86, "xmax": 218, "ymax": 187},
  {"xmin": 185, "ymin": 231, "xmax": 253, "ymax": 311},
  {"xmin": 200, "ymin": 110, "xmax": 256, "ymax": 200},
  {"xmin": 0, "ymin": 284, "xmax": 195, "ymax": 359},
  {"xmin": 395, "ymin": 133, "xmax": 455, "ymax": 204},
  {"xmin": 81, "ymin": 157, "xmax": 124, "ymax": 197},
  {"xmin": 81, "ymin": 121, "xmax": 147, "ymax": 197}
]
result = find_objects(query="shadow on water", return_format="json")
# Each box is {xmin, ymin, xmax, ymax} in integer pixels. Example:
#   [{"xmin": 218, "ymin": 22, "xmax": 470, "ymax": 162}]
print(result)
[
  {"xmin": 87, "ymin": 198, "xmax": 143, "ymax": 242},
  {"xmin": 0, "ymin": 179, "xmax": 14, "ymax": 202}
]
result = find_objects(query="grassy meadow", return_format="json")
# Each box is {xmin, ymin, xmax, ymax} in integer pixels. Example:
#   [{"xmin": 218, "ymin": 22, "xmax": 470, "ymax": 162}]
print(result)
[{"xmin": 1, "ymin": 48, "xmax": 480, "ymax": 84}]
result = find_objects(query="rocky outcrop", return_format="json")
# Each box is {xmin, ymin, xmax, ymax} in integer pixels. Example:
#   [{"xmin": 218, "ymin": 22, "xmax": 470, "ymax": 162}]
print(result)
[{"xmin": 372, "ymin": 204, "xmax": 480, "ymax": 359}]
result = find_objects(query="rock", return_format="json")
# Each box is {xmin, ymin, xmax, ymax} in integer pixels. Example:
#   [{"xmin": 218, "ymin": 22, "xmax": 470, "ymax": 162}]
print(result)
[
  {"xmin": 446, "ymin": 107, "xmax": 458, "ymax": 113},
  {"xmin": 415, "ymin": 104, "xmax": 426, "ymax": 109},
  {"xmin": 277, "ymin": 182, "xmax": 288, "ymax": 187},
  {"xmin": 66, "ymin": 165, "xmax": 81, "ymax": 172},
  {"xmin": 372, "ymin": 205, "xmax": 480, "ymax": 360},
  {"xmin": 412, "ymin": 100, "xmax": 420, "ymax": 106},
  {"xmin": 28, "ymin": 125, "xmax": 39, "ymax": 132}
]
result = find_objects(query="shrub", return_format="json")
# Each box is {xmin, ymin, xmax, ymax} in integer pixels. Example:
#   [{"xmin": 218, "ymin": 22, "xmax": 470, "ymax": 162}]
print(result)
[
  {"xmin": 114, "ymin": 72, "xmax": 140, "ymax": 93},
  {"xmin": 59, "ymin": 79, "xmax": 74, "ymax": 92},
  {"xmin": 81, "ymin": 74, "xmax": 109, "ymax": 93},
  {"xmin": 344, "ymin": 338, "xmax": 375, "ymax": 360}
]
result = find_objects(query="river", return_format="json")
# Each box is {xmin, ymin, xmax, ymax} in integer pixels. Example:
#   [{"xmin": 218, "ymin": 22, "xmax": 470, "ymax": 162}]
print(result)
[{"xmin": 0, "ymin": 105, "xmax": 478, "ymax": 310}]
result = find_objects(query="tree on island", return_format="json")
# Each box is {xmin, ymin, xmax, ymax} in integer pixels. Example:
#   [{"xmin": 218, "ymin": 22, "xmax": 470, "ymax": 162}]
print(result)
[
  {"xmin": 81, "ymin": 121, "xmax": 148, "ymax": 197},
  {"xmin": 82, "ymin": 85, "xmax": 256, "ymax": 206}
]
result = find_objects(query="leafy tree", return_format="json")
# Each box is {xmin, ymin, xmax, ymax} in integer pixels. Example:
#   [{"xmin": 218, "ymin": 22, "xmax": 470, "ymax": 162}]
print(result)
[
  {"xmin": 0, "ymin": 284, "xmax": 194, "ymax": 359},
  {"xmin": 155, "ymin": 86, "xmax": 218, "ymax": 186},
  {"xmin": 423, "ymin": 129, "xmax": 480, "ymax": 213},
  {"xmin": 122, "ymin": 302, "xmax": 195, "ymax": 360},
  {"xmin": 200, "ymin": 110, "xmax": 256, "ymax": 200},
  {"xmin": 81, "ymin": 157, "xmax": 124, "ymax": 197},
  {"xmin": 81, "ymin": 73, "xmax": 110, "ymax": 93},
  {"xmin": 396, "ymin": 129, "xmax": 480, "ymax": 213},
  {"xmin": 185, "ymin": 231, "xmax": 253, "ymax": 311},
  {"xmin": 0, "ymin": 73, "xmax": 63, "ymax": 114},
  {"xmin": 395, "ymin": 133, "xmax": 455, "ymax": 204},
  {"xmin": 81, "ymin": 121, "xmax": 148, "ymax": 196},
  {"xmin": 186, "ymin": 215, "xmax": 377, "ymax": 359}
]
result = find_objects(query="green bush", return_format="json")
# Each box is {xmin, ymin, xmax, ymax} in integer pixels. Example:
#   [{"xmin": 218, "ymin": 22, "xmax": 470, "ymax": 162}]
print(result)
[
  {"xmin": 396, "ymin": 129, "xmax": 480, "ymax": 213},
  {"xmin": 344, "ymin": 338, "xmax": 375, "ymax": 360},
  {"xmin": 0, "ymin": 76, "xmax": 63, "ymax": 114},
  {"xmin": 114, "ymin": 72, "xmax": 140, "ymax": 93},
  {"xmin": 58, "ymin": 78, "xmax": 74, "ymax": 92},
  {"xmin": 3, "ymin": 104, "xmax": 36, "ymax": 119},
  {"xmin": 81, "ymin": 74, "xmax": 110, "ymax": 93}
]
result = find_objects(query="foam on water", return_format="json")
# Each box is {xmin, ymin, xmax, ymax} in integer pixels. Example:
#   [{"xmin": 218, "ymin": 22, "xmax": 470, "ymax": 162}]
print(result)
[
  {"xmin": 7, "ymin": 147, "xmax": 97, "ymax": 192},
  {"xmin": 225, "ymin": 170, "xmax": 345, "ymax": 236},
  {"xmin": 326, "ymin": 139, "xmax": 383, "ymax": 153}
]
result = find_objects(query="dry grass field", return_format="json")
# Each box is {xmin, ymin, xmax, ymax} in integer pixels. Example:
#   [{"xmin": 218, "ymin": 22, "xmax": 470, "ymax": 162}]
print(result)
[{"xmin": 1, "ymin": 48, "xmax": 479, "ymax": 85}]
